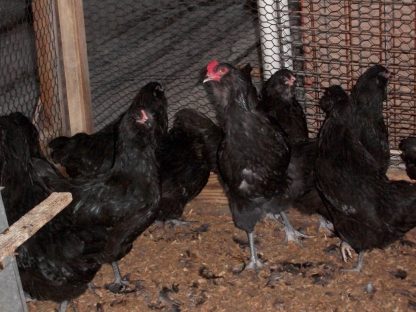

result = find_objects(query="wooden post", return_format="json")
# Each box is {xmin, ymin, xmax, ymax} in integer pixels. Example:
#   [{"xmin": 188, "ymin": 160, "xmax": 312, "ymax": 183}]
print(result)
[
  {"xmin": 32, "ymin": 0, "xmax": 66, "ymax": 144},
  {"xmin": 56, "ymin": 0, "xmax": 93, "ymax": 135}
]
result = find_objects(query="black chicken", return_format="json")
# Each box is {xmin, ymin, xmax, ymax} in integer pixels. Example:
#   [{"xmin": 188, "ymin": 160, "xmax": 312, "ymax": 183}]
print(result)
[
  {"xmin": 0, "ymin": 113, "xmax": 102, "ymax": 309},
  {"xmin": 350, "ymin": 64, "xmax": 391, "ymax": 174},
  {"xmin": 399, "ymin": 137, "xmax": 416, "ymax": 180},
  {"xmin": 258, "ymin": 68, "xmax": 308, "ymax": 143},
  {"xmin": 257, "ymin": 68, "xmax": 326, "ymax": 240},
  {"xmin": 43, "ymin": 82, "xmax": 164, "ymax": 292},
  {"xmin": 48, "ymin": 83, "xmax": 168, "ymax": 178},
  {"xmin": 156, "ymin": 108, "xmax": 222, "ymax": 224},
  {"xmin": 2, "ymin": 82, "xmax": 163, "ymax": 309},
  {"xmin": 316, "ymin": 85, "xmax": 416, "ymax": 272},
  {"xmin": 204, "ymin": 60, "xmax": 291, "ymax": 270}
]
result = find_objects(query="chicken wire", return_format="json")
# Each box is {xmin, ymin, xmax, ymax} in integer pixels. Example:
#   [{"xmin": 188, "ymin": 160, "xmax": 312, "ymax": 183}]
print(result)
[
  {"xmin": 0, "ymin": 0, "xmax": 63, "ymax": 145},
  {"xmin": 259, "ymin": 0, "xmax": 416, "ymax": 148},
  {"xmin": 83, "ymin": 0, "xmax": 262, "ymax": 130},
  {"xmin": 83, "ymin": 0, "xmax": 415, "ymax": 151}
]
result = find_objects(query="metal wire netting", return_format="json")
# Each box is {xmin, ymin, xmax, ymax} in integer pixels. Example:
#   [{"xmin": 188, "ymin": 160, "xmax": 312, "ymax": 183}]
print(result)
[
  {"xmin": 83, "ymin": 0, "xmax": 416, "ymax": 150},
  {"xmin": 259, "ymin": 0, "xmax": 416, "ymax": 147},
  {"xmin": 0, "ymin": 0, "xmax": 62, "ymax": 145},
  {"xmin": 83, "ymin": 0, "xmax": 262, "ymax": 129}
]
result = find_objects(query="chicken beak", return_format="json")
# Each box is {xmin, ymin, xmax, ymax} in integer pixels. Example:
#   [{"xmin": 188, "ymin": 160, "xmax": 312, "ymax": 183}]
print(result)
[{"xmin": 203, "ymin": 76, "xmax": 213, "ymax": 83}]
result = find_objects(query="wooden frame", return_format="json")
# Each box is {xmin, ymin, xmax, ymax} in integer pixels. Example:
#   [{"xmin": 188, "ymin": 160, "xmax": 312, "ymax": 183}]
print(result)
[{"xmin": 33, "ymin": 0, "xmax": 93, "ymax": 137}]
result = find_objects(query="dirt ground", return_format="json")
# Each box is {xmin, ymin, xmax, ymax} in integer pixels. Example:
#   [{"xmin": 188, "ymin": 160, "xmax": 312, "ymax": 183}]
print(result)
[{"xmin": 28, "ymin": 168, "xmax": 416, "ymax": 311}]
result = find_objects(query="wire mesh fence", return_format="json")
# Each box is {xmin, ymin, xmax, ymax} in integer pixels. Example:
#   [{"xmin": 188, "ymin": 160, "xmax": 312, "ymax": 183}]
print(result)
[
  {"xmin": 83, "ymin": 0, "xmax": 416, "ymax": 150},
  {"xmin": 0, "ymin": 0, "xmax": 62, "ymax": 145},
  {"xmin": 290, "ymin": 0, "xmax": 416, "ymax": 147},
  {"xmin": 0, "ymin": 1, "xmax": 414, "ymax": 150},
  {"xmin": 83, "ymin": 0, "xmax": 262, "ymax": 130}
]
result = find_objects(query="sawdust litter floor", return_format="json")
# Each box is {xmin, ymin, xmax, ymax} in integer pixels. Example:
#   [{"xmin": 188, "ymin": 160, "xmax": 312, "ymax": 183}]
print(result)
[{"xmin": 28, "ymin": 168, "xmax": 416, "ymax": 311}]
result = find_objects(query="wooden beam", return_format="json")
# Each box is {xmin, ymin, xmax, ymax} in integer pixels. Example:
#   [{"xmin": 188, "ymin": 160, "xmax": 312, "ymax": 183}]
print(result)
[
  {"xmin": 0, "ymin": 192, "xmax": 72, "ymax": 268},
  {"xmin": 56, "ymin": 0, "xmax": 93, "ymax": 135},
  {"xmin": 32, "ymin": 0, "xmax": 55, "ymax": 128}
]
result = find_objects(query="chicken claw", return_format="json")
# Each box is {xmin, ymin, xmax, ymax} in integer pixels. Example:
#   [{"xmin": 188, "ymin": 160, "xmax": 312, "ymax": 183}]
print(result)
[
  {"xmin": 340, "ymin": 241, "xmax": 354, "ymax": 262},
  {"xmin": 279, "ymin": 212, "xmax": 313, "ymax": 245}
]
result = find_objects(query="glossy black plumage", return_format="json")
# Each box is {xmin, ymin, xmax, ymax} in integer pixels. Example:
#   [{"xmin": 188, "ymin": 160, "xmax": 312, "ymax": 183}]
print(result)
[
  {"xmin": 0, "ymin": 113, "xmax": 101, "ymax": 302},
  {"xmin": 257, "ymin": 69, "xmax": 324, "ymax": 224},
  {"xmin": 399, "ymin": 137, "xmax": 416, "ymax": 180},
  {"xmin": 351, "ymin": 64, "xmax": 390, "ymax": 174},
  {"xmin": 156, "ymin": 108, "xmax": 222, "ymax": 221},
  {"xmin": 48, "ymin": 82, "xmax": 163, "ymax": 265},
  {"xmin": 1, "ymin": 82, "xmax": 163, "ymax": 302},
  {"xmin": 258, "ymin": 69, "xmax": 308, "ymax": 143},
  {"xmin": 204, "ymin": 61, "xmax": 290, "ymax": 268},
  {"xmin": 48, "ymin": 120, "xmax": 119, "ymax": 178},
  {"xmin": 286, "ymin": 139, "xmax": 325, "ymax": 216},
  {"xmin": 316, "ymin": 85, "xmax": 416, "ymax": 260},
  {"xmin": 48, "ymin": 82, "xmax": 168, "ymax": 178}
]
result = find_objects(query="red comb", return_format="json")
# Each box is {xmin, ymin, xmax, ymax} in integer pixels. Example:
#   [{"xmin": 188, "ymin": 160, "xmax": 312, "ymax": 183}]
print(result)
[{"xmin": 207, "ymin": 60, "xmax": 219, "ymax": 74}]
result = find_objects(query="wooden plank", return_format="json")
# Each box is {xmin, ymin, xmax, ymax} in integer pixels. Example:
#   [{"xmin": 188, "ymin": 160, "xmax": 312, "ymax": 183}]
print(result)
[
  {"xmin": 0, "ymin": 192, "xmax": 72, "ymax": 267},
  {"xmin": 56, "ymin": 0, "xmax": 93, "ymax": 135}
]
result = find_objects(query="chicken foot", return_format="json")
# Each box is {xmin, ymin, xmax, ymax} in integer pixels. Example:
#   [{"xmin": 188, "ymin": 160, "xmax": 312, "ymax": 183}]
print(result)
[
  {"xmin": 278, "ymin": 211, "xmax": 313, "ymax": 245},
  {"xmin": 105, "ymin": 261, "xmax": 129, "ymax": 293},
  {"xmin": 340, "ymin": 241, "xmax": 365, "ymax": 272}
]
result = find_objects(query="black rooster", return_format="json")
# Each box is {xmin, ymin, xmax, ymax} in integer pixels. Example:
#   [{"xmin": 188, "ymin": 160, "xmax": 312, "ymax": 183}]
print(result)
[
  {"xmin": 156, "ymin": 108, "xmax": 222, "ymax": 224},
  {"xmin": 316, "ymin": 85, "xmax": 416, "ymax": 272},
  {"xmin": 399, "ymin": 137, "xmax": 416, "ymax": 180},
  {"xmin": 351, "ymin": 64, "xmax": 391, "ymax": 174},
  {"xmin": 204, "ymin": 60, "xmax": 291, "ymax": 270}
]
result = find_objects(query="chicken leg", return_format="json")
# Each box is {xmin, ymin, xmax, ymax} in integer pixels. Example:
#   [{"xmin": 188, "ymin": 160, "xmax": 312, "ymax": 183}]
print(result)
[
  {"xmin": 106, "ymin": 261, "xmax": 129, "ymax": 293},
  {"xmin": 245, "ymin": 231, "xmax": 264, "ymax": 271},
  {"xmin": 278, "ymin": 211, "xmax": 312, "ymax": 245},
  {"xmin": 58, "ymin": 300, "xmax": 68, "ymax": 312}
]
